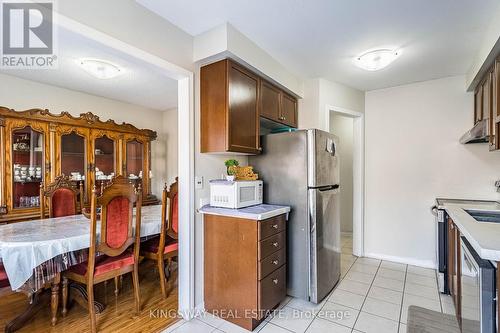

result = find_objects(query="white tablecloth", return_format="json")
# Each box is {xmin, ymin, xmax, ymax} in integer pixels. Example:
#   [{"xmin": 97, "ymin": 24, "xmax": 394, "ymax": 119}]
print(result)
[{"xmin": 0, "ymin": 205, "xmax": 162, "ymax": 291}]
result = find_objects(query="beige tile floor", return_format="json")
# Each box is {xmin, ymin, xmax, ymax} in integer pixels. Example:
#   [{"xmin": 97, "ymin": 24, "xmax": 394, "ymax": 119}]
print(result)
[{"xmin": 164, "ymin": 233, "xmax": 455, "ymax": 333}]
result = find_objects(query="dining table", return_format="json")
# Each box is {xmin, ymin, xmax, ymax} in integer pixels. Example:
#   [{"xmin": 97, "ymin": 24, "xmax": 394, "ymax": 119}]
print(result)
[{"xmin": 0, "ymin": 204, "xmax": 163, "ymax": 332}]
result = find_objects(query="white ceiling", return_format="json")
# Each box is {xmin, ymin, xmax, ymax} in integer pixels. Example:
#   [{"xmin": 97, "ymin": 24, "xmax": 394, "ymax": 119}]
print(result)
[
  {"xmin": 1, "ymin": 26, "xmax": 178, "ymax": 110},
  {"xmin": 138, "ymin": 0, "xmax": 500, "ymax": 91}
]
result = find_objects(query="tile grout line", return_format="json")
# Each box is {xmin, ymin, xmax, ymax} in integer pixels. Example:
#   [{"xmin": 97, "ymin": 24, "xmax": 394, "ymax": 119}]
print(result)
[
  {"xmin": 435, "ymin": 269, "xmax": 444, "ymax": 313},
  {"xmin": 276, "ymin": 236, "xmax": 355, "ymax": 333},
  {"xmin": 350, "ymin": 258, "xmax": 383, "ymax": 332},
  {"xmin": 397, "ymin": 263, "xmax": 409, "ymax": 332},
  {"xmin": 299, "ymin": 247, "xmax": 359, "ymax": 333}
]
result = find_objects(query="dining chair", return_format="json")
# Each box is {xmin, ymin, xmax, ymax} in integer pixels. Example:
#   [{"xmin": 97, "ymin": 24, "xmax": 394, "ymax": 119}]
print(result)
[
  {"xmin": 62, "ymin": 176, "xmax": 142, "ymax": 333},
  {"xmin": 141, "ymin": 177, "xmax": 178, "ymax": 298},
  {"xmin": 40, "ymin": 174, "xmax": 84, "ymax": 219},
  {"xmin": 0, "ymin": 262, "xmax": 11, "ymax": 297}
]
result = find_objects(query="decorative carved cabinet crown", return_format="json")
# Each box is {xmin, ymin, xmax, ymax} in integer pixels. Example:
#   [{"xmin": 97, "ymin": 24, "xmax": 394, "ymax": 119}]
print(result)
[{"xmin": 0, "ymin": 107, "xmax": 158, "ymax": 223}]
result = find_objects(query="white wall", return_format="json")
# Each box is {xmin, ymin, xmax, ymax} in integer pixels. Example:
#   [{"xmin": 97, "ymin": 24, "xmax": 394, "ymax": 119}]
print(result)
[
  {"xmin": 466, "ymin": 6, "xmax": 500, "ymax": 90},
  {"xmin": 0, "ymin": 73, "xmax": 176, "ymax": 197},
  {"xmin": 330, "ymin": 113, "xmax": 354, "ymax": 233},
  {"xmin": 162, "ymin": 108, "xmax": 179, "ymax": 185},
  {"xmin": 365, "ymin": 75, "xmax": 500, "ymax": 267},
  {"xmin": 299, "ymin": 78, "xmax": 365, "ymax": 131},
  {"xmin": 194, "ymin": 23, "xmax": 303, "ymax": 97},
  {"xmin": 57, "ymin": 0, "xmax": 194, "ymax": 71}
]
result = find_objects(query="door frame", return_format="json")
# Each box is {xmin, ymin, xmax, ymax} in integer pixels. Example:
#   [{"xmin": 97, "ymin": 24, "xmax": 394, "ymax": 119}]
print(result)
[
  {"xmin": 55, "ymin": 14, "xmax": 196, "ymax": 318},
  {"xmin": 325, "ymin": 105, "xmax": 365, "ymax": 257}
]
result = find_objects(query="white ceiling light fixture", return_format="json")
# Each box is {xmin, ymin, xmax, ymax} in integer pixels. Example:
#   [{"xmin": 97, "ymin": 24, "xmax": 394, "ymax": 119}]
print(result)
[
  {"xmin": 78, "ymin": 59, "xmax": 123, "ymax": 79},
  {"xmin": 355, "ymin": 49, "xmax": 401, "ymax": 71}
]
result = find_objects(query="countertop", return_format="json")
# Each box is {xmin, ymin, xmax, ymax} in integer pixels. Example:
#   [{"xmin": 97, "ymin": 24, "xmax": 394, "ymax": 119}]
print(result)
[
  {"xmin": 442, "ymin": 201, "xmax": 500, "ymax": 261},
  {"xmin": 199, "ymin": 204, "xmax": 290, "ymax": 221}
]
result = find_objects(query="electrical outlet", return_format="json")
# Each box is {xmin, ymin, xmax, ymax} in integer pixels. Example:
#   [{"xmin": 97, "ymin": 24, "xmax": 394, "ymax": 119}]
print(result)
[{"xmin": 195, "ymin": 176, "xmax": 204, "ymax": 189}]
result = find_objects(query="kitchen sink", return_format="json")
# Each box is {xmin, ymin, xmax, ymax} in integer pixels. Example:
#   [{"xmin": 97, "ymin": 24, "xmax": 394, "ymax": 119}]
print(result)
[{"xmin": 465, "ymin": 209, "xmax": 500, "ymax": 223}]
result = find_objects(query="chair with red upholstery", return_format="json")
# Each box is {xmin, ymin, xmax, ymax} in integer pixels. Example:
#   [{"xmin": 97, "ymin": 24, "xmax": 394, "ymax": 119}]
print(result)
[
  {"xmin": 62, "ymin": 176, "xmax": 142, "ymax": 333},
  {"xmin": 40, "ymin": 175, "xmax": 83, "ymax": 219},
  {"xmin": 141, "ymin": 177, "xmax": 178, "ymax": 298}
]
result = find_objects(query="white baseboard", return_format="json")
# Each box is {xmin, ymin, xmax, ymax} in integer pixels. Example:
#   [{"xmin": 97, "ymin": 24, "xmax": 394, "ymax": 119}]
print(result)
[
  {"xmin": 195, "ymin": 302, "xmax": 205, "ymax": 313},
  {"xmin": 363, "ymin": 252, "xmax": 437, "ymax": 269}
]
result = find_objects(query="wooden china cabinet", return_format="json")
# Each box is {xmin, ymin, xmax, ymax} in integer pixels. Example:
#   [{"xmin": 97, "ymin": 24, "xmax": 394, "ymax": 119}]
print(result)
[{"xmin": 0, "ymin": 107, "xmax": 158, "ymax": 223}]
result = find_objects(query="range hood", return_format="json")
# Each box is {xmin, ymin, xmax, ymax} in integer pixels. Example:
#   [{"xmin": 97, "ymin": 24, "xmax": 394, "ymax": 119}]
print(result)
[{"xmin": 459, "ymin": 119, "xmax": 489, "ymax": 144}]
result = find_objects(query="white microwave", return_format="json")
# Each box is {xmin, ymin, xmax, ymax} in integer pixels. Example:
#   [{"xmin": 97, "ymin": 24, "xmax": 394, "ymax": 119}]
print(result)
[{"xmin": 209, "ymin": 180, "xmax": 263, "ymax": 209}]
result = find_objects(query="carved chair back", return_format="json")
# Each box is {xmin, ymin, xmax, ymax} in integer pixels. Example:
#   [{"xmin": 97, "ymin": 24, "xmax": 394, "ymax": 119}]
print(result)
[
  {"xmin": 158, "ymin": 177, "xmax": 178, "ymax": 254},
  {"xmin": 88, "ymin": 175, "xmax": 142, "ymax": 270},
  {"xmin": 40, "ymin": 175, "xmax": 83, "ymax": 219}
]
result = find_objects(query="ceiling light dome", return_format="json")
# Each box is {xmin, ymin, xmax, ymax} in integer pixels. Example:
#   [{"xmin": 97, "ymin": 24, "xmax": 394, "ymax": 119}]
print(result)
[
  {"xmin": 355, "ymin": 49, "xmax": 401, "ymax": 71},
  {"xmin": 78, "ymin": 59, "xmax": 123, "ymax": 79}
]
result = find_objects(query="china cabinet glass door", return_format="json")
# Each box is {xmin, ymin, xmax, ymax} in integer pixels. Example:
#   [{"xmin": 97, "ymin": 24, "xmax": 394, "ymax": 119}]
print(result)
[
  {"xmin": 12, "ymin": 127, "xmax": 44, "ymax": 209},
  {"xmin": 126, "ymin": 140, "xmax": 144, "ymax": 187},
  {"xmin": 94, "ymin": 135, "xmax": 116, "ymax": 184},
  {"xmin": 61, "ymin": 131, "xmax": 86, "ymax": 200}
]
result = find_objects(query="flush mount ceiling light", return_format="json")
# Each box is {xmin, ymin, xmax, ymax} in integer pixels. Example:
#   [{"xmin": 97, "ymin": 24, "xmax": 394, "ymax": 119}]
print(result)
[
  {"xmin": 78, "ymin": 59, "xmax": 123, "ymax": 79},
  {"xmin": 355, "ymin": 49, "xmax": 401, "ymax": 71}
]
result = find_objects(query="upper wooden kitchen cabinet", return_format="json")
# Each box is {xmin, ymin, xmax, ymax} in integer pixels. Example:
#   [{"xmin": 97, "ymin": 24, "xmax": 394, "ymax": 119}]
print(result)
[
  {"xmin": 260, "ymin": 80, "xmax": 281, "ymax": 123},
  {"xmin": 280, "ymin": 92, "xmax": 298, "ymax": 127},
  {"xmin": 201, "ymin": 59, "xmax": 299, "ymax": 154},
  {"xmin": 474, "ymin": 85, "xmax": 483, "ymax": 124},
  {"xmin": 201, "ymin": 59, "xmax": 261, "ymax": 154},
  {"xmin": 493, "ymin": 58, "xmax": 500, "ymax": 149},
  {"xmin": 260, "ymin": 80, "xmax": 298, "ymax": 128}
]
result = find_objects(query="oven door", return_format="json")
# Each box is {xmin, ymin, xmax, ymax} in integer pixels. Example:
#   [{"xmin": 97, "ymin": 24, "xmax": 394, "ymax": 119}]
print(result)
[{"xmin": 432, "ymin": 205, "xmax": 448, "ymax": 293}]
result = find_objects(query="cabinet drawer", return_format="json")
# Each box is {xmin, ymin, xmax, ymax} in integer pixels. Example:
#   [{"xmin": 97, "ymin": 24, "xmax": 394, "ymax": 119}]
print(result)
[
  {"xmin": 259, "ymin": 231, "xmax": 285, "ymax": 260},
  {"xmin": 259, "ymin": 265, "xmax": 286, "ymax": 317},
  {"xmin": 259, "ymin": 249, "xmax": 286, "ymax": 280},
  {"xmin": 259, "ymin": 215, "xmax": 286, "ymax": 240}
]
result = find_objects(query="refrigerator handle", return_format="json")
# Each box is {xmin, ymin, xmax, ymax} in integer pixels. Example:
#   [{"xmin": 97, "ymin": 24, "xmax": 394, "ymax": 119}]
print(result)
[{"xmin": 317, "ymin": 184, "xmax": 340, "ymax": 191}]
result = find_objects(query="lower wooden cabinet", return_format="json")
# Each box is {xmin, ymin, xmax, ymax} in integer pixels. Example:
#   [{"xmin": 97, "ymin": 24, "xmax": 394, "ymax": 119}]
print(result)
[
  {"xmin": 204, "ymin": 213, "xmax": 287, "ymax": 331},
  {"xmin": 447, "ymin": 218, "xmax": 461, "ymax": 324}
]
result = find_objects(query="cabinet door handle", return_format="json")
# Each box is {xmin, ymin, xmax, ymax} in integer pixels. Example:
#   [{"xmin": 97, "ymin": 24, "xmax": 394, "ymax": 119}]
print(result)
[
  {"xmin": 273, "ymin": 242, "xmax": 279, "ymax": 247},
  {"xmin": 272, "ymin": 260, "xmax": 279, "ymax": 265},
  {"xmin": 273, "ymin": 279, "xmax": 279, "ymax": 284},
  {"xmin": 272, "ymin": 224, "xmax": 279, "ymax": 229}
]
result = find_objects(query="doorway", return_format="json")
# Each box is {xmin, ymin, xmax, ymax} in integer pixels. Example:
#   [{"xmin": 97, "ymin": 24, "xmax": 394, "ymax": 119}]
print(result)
[
  {"xmin": 326, "ymin": 106, "xmax": 364, "ymax": 258},
  {"xmin": 55, "ymin": 12, "xmax": 195, "ymax": 322}
]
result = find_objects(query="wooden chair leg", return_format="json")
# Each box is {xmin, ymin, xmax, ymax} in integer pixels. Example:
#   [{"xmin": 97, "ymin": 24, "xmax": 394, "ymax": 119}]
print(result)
[
  {"xmin": 87, "ymin": 283, "xmax": 97, "ymax": 333},
  {"xmin": 114, "ymin": 276, "xmax": 120, "ymax": 296},
  {"xmin": 157, "ymin": 257, "xmax": 167, "ymax": 299},
  {"xmin": 132, "ymin": 264, "xmax": 141, "ymax": 315},
  {"xmin": 62, "ymin": 277, "xmax": 68, "ymax": 317},
  {"xmin": 50, "ymin": 281, "xmax": 59, "ymax": 326}
]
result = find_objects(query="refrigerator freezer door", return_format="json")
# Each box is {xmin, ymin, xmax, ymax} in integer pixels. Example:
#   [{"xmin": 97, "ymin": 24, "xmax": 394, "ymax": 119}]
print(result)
[
  {"xmin": 308, "ymin": 187, "xmax": 341, "ymax": 303},
  {"xmin": 307, "ymin": 129, "xmax": 340, "ymax": 188}
]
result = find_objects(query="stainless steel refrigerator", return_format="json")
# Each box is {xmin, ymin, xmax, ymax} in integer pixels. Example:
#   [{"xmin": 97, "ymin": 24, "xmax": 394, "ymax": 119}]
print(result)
[{"xmin": 249, "ymin": 129, "xmax": 341, "ymax": 303}]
